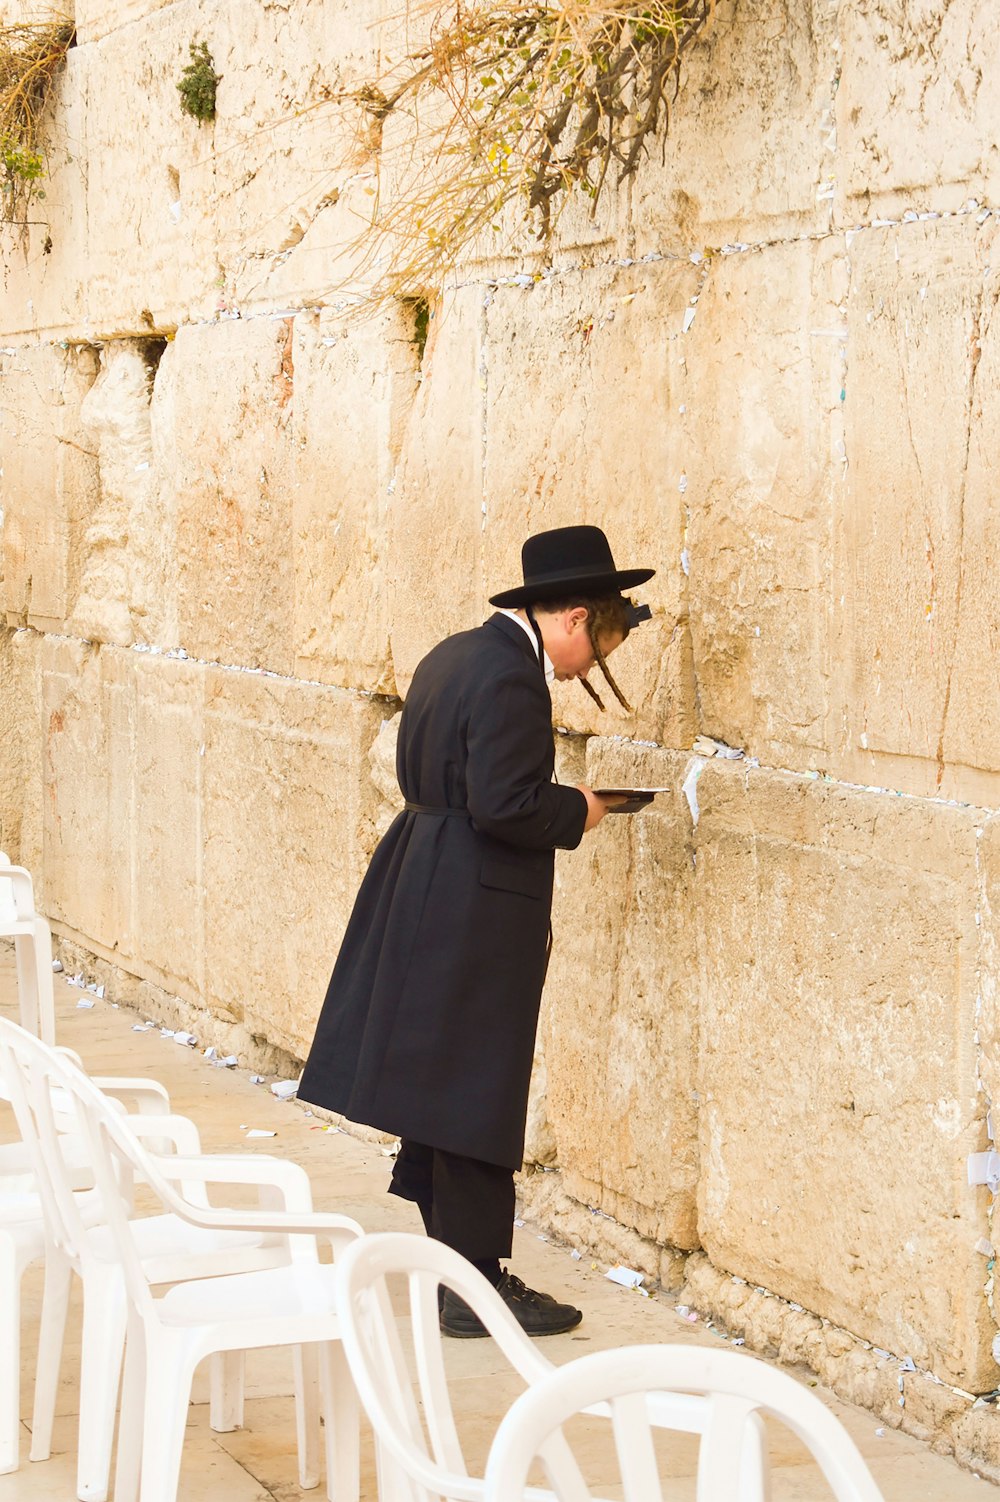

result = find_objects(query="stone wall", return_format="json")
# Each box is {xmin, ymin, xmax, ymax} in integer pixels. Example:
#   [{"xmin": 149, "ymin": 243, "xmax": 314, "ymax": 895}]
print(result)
[{"xmin": 3, "ymin": 0, "xmax": 1000, "ymax": 1456}]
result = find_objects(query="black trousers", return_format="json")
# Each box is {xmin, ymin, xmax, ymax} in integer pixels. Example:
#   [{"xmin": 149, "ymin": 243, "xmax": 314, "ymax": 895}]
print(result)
[{"xmin": 388, "ymin": 1139, "xmax": 515, "ymax": 1261}]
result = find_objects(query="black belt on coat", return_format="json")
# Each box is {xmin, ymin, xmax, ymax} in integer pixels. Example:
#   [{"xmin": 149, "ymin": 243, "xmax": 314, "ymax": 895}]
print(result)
[{"xmin": 403, "ymin": 801, "xmax": 468, "ymax": 817}]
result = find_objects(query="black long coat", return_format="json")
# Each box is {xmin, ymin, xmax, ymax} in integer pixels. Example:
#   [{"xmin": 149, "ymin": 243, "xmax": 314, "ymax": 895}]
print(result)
[{"xmin": 298, "ymin": 613, "xmax": 587, "ymax": 1169}]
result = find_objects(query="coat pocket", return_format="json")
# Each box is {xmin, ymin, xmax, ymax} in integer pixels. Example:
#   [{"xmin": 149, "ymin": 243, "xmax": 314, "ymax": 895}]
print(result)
[{"xmin": 479, "ymin": 855, "xmax": 549, "ymax": 900}]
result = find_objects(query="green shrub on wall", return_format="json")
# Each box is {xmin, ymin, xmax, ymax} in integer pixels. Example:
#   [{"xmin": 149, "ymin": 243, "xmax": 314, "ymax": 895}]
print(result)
[{"xmin": 177, "ymin": 40, "xmax": 220, "ymax": 123}]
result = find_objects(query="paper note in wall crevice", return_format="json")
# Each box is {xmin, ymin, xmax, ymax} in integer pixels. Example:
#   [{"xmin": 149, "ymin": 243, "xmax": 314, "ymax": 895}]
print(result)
[{"xmin": 682, "ymin": 757, "xmax": 708, "ymax": 826}]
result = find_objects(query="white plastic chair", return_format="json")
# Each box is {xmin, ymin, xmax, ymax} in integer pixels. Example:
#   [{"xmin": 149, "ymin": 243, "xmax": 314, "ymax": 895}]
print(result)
[
  {"xmin": 484, "ymin": 1343, "xmax": 887, "ymax": 1502},
  {"xmin": 0, "ymin": 1020, "xmax": 364, "ymax": 1502},
  {"xmin": 0, "ymin": 1182, "xmax": 49, "ymax": 1475},
  {"xmin": 0, "ymin": 862, "xmax": 56, "ymax": 1045},
  {"xmin": 333, "ymin": 1231, "xmax": 769, "ymax": 1502},
  {"xmin": 0, "ymin": 1054, "xmax": 174, "ymax": 1480}
]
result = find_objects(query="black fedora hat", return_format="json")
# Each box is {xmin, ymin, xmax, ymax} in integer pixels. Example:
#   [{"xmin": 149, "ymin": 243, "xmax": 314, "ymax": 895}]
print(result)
[{"xmin": 489, "ymin": 525, "xmax": 655, "ymax": 608}]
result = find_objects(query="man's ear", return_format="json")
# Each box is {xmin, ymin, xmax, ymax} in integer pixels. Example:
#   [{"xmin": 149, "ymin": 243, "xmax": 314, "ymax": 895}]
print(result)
[{"xmin": 568, "ymin": 607, "xmax": 590, "ymax": 632}]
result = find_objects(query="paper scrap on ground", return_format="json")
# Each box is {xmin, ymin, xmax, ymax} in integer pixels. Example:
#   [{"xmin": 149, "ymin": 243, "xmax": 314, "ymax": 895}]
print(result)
[
  {"xmin": 606, "ymin": 1265, "xmax": 644, "ymax": 1289},
  {"xmin": 172, "ymin": 1031, "xmax": 198, "ymax": 1047},
  {"xmin": 270, "ymin": 1079, "xmax": 299, "ymax": 1099},
  {"xmin": 682, "ymin": 757, "xmax": 708, "ymax": 826},
  {"xmin": 76, "ymin": 998, "xmax": 95, "ymax": 1010},
  {"xmin": 250, "ymin": 1074, "xmax": 265, "ymax": 1084},
  {"xmin": 213, "ymin": 1055, "xmax": 238, "ymax": 1068},
  {"xmin": 245, "ymin": 1128, "xmax": 276, "ymax": 1138}
]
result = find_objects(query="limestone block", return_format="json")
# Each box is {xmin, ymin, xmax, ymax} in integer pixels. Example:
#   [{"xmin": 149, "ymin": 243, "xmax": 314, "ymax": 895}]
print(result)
[
  {"xmin": 0, "ymin": 627, "xmax": 43, "ymax": 871},
  {"xmin": 162, "ymin": 319, "xmax": 297, "ymax": 673},
  {"xmin": 684, "ymin": 237, "xmax": 844, "ymax": 764},
  {"xmin": 542, "ymin": 740, "xmax": 699, "ymax": 1250},
  {"xmin": 80, "ymin": 3, "xmax": 221, "ymax": 331},
  {"xmin": 211, "ymin": 1, "xmax": 385, "ymax": 310},
  {"xmin": 388, "ymin": 287, "xmax": 486, "ymax": 692},
  {"xmin": 693, "ymin": 759, "xmax": 991, "ymax": 1387},
  {"xmin": 628, "ymin": 0, "xmax": 839, "ymax": 257},
  {"xmin": 0, "ymin": 343, "xmax": 100, "ymax": 630},
  {"xmin": 40, "ymin": 638, "xmax": 132, "ymax": 953},
  {"xmin": 0, "ymin": 51, "xmax": 90, "ymax": 338},
  {"xmin": 200, "ymin": 668, "xmax": 383, "ymax": 1055},
  {"xmin": 839, "ymin": 218, "xmax": 1000, "ymax": 786},
  {"xmin": 482, "ymin": 261, "xmax": 699, "ymax": 746},
  {"xmin": 367, "ymin": 710, "xmax": 404, "ymax": 841},
  {"xmin": 837, "ymin": 1, "xmax": 1000, "ymax": 221},
  {"xmin": 131, "ymin": 654, "xmax": 206, "ymax": 1001},
  {"xmin": 72, "ymin": 341, "xmax": 160, "ymax": 646},
  {"xmin": 292, "ymin": 306, "xmax": 419, "ymax": 694},
  {"xmin": 975, "ymin": 815, "xmax": 1000, "ymax": 1111}
]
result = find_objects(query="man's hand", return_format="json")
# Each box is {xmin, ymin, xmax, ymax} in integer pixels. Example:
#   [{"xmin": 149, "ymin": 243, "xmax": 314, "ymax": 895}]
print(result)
[{"xmin": 577, "ymin": 785, "xmax": 628, "ymax": 832}]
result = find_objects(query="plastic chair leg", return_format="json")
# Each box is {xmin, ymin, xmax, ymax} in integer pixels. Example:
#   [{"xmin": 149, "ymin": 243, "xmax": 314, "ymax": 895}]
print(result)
[
  {"xmin": 137, "ymin": 1332, "xmax": 194, "ymax": 1502},
  {"xmin": 209, "ymin": 1349, "xmax": 245, "ymax": 1433},
  {"xmin": 77, "ymin": 1262, "xmax": 127, "ymax": 1501},
  {"xmin": 0, "ymin": 1232, "xmax": 22, "ymax": 1475},
  {"xmin": 13, "ymin": 933, "xmax": 40, "ymax": 1041},
  {"xmin": 319, "ymin": 1341, "xmax": 359, "ymax": 1502},
  {"xmin": 28, "ymin": 1249, "xmax": 72, "ymax": 1462},
  {"xmin": 294, "ymin": 1343, "xmax": 321, "ymax": 1490},
  {"xmin": 112, "ymin": 1322, "xmax": 145, "ymax": 1502}
]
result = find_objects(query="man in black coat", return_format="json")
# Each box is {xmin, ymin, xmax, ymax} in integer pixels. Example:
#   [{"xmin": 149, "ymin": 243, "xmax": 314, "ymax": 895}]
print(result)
[{"xmin": 299, "ymin": 526, "xmax": 655, "ymax": 1336}]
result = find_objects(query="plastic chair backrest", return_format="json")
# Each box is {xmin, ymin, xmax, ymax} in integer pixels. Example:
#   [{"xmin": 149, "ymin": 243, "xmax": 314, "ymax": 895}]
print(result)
[
  {"xmin": 484, "ymin": 1342, "xmax": 886, "ymax": 1502},
  {"xmin": 0, "ymin": 1020, "xmax": 161, "ymax": 1320},
  {"xmin": 0, "ymin": 862, "xmax": 35, "ymax": 931},
  {"xmin": 335, "ymin": 1230, "xmax": 589, "ymax": 1502}
]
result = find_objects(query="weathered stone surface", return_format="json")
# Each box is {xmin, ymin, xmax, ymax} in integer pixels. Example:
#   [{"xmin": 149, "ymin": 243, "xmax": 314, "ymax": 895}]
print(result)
[
  {"xmin": 80, "ymin": 3, "xmax": 220, "ymax": 332},
  {"xmin": 164, "ymin": 319, "xmax": 297, "ymax": 673},
  {"xmin": 839, "ymin": 217, "xmax": 1000, "ymax": 793},
  {"xmin": 0, "ymin": 343, "xmax": 100, "ymax": 630},
  {"xmin": 0, "ymin": 50, "xmax": 89, "ymax": 338},
  {"xmin": 367, "ymin": 710, "xmax": 404, "ymax": 841},
  {"xmin": 692, "ymin": 759, "xmax": 990, "ymax": 1386},
  {"xmin": 40, "ymin": 638, "xmax": 132, "ymax": 953},
  {"xmin": 72, "ymin": 341, "xmax": 160, "ymax": 646},
  {"xmin": 975, "ymin": 814, "xmax": 1000, "ymax": 1114},
  {"xmin": 482, "ymin": 263, "xmax": 698, "ymax": 746},
  {"xmin": 132, "ymin": 655, "xmax": 206, "ymax": 1003},
  {"xmin": 212, "ymin": 1, "xmax": 383, "ymax": 311},
  {"xmin": 76, "ymin": 0, "xmax": 177, "ymax": 46},
  {"xmin": 542, "ymin": 740, "xmax": 700, "ymax": 1251},
  {"xmin": 628, "ymin": 0, "xmax": 839, "ymax": 257},
  {"xmin": 200, "ymin": 668, "xmax": 383, "ymax": 1054},
  {"xmin": 0, "ymin": 628, "xmax": 42, "ymax": 869},
  {"xmin": 292, "ymin": 307, "xmax": 418, "ymax": 694},
  {"xmin": 685, "ymin": 237, "xmax": 844, "ymax": 766},
  {"xmin": 387, "ymin": 288, "xmax": 486, "ymax": 692},
  {"xmin": 837, "ymin": 1, "xmax": 1000, "ymax": 222}
]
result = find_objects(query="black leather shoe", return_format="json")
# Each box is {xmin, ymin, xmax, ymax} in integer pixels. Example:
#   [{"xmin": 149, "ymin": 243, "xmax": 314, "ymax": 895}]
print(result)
[{"xmin": 440, "ymin": 1271, "xmax": 583, "ymax": 1338}]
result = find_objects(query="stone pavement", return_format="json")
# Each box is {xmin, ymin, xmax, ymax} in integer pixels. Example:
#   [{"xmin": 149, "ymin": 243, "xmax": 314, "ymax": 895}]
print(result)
[{"xmin": 0, "ymin": 953, "xmax": 994, "ymax": 1501}]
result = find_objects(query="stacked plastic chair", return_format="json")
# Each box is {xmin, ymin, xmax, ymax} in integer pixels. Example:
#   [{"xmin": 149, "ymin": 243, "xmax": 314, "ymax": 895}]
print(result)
[{"xmin": 0, "ymin": 1019, "xmax": 364, "ymax": 1502}]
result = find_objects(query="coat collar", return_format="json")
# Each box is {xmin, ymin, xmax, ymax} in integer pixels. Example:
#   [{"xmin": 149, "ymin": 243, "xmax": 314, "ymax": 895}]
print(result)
[{"xmin": 486, "ymin": 611, "xmax": 548, "ymax": 678}]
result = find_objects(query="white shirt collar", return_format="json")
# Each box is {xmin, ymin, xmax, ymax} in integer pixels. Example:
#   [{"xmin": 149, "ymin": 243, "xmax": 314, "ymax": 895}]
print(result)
[{"xmin": 499, "ymin": 609, "xmax": 555, "ymax": 685}]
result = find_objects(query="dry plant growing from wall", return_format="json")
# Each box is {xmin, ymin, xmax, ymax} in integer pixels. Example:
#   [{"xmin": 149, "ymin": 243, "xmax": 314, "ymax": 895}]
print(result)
[
  {"xmin": 0, "ymin": 14, "xmax": 74, "ymax": 239},
  {"xmin": 345, "ymin": 0, "xmax": 713, "ymax": 301}
]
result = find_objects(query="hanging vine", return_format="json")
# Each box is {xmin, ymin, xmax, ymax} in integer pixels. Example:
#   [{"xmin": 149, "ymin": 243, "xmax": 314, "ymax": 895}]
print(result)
[
  {"xmin": 343, "ymin": 0, "xmax": 714, "ymax": 300},
  {"xmin": 0, "ymin": 16, "xmax": 74, "ymax": 238}
]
